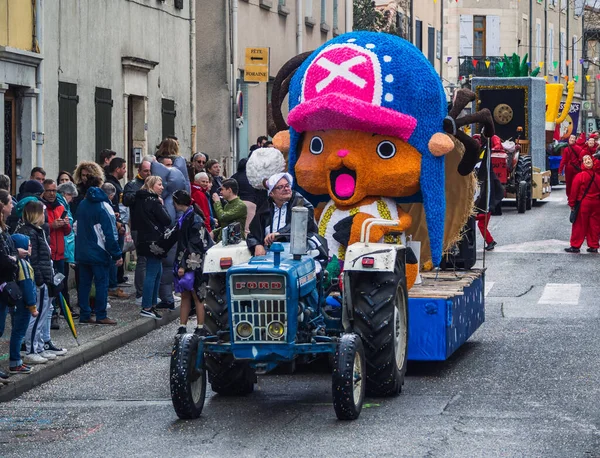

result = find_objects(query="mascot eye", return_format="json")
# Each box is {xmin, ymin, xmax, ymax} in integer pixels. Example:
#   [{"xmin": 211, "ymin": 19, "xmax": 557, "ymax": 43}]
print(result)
[
  {"xmin": 309, "ymin": 136, "xmax": 324, "ymax": 155},
  {"xmin": 377, "ymin": 140, "xmax": 396, "ymax": 159}
]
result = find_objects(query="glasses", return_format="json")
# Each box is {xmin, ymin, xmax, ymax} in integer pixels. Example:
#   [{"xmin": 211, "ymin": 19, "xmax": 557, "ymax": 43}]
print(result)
[
  {"xmin": 196, "ymin": 160, "xmax": 205, "ymax": 164},
  {"xmin": 273, "ymin": 183, "xmax": 291, "ymax": 191}
]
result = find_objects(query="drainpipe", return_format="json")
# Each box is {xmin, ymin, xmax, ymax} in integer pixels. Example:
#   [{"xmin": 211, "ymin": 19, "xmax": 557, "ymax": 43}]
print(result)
[
  {"xmin": 566, "ymin": 0, "xmax": 570, "ymax": 78},
  {"xmin": 529, "ymin": 0, "xmax": 533, "ymax": 65},
  {"xmin": 544, "ymin": 0, "xmax": 548, "ymax": 77},
  {"xmin": 189, "ymin": 0, "xmax": 197, "ymax": 156},
  {"xmin": 231, "ymin": 0, "xmax": 238, "ymax": 173},
  {"xmin": 35, "ymin": 0, "xmax": 44, "ymax": 167},
  {"xmin": 410, "ymin": 0, "xmax": 414, "ymax": 44},
  {"xmin": 297, "ymin": 0, "xmax": 303, "ymax": 53},
  {"xmin": 346, "ymin": 0, "xmax": 352, "ymax": 32}
]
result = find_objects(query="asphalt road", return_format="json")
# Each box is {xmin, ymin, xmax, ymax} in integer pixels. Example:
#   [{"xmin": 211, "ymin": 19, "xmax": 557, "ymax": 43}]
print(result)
[{"xmin": 1, "ymin": 187, "xmax": 599, "ymax": 458}]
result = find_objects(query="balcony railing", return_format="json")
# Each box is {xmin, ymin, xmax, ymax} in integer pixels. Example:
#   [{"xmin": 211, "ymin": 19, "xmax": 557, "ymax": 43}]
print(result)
[{"xmin": 458, "ymin": 56, "xmax": 506, "ymax": 78}]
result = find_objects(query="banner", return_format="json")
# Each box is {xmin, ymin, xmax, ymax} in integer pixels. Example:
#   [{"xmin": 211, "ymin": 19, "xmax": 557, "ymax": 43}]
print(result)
[{"xmin": 553, "ymin": 102, "xmax": 581, "ymax": 141}]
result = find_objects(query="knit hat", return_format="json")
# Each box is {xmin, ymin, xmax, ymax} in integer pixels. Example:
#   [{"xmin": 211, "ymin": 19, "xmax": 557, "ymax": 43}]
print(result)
[
  {"xmin": 21, "ymin": 180, "xmax": 44, "ymax": 196},
  {"xmin": 267, "ymin": 172, "xmax": 293, "ymax": 194},
  {"xmin": 11, "ymin": 233, "xmax": 30, "ymax": 251}
]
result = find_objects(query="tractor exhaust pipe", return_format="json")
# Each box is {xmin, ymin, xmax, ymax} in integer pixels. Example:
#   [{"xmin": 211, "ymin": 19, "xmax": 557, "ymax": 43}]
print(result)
[{"xmin": 290, "ymin": 207, "xmax": 308, "ymax": 260}]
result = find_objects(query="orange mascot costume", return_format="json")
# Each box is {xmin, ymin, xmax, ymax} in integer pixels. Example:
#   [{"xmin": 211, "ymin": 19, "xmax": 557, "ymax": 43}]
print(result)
[{"xmin": 282, "ymin": 32, "xmax": 454, "ymax": 289}]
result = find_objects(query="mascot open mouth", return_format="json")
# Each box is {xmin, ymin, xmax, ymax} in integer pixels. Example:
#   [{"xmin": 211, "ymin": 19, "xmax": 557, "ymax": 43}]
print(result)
[{"xmin": 330, "ymin": 167, "xmax": 357, "ymax": 200}]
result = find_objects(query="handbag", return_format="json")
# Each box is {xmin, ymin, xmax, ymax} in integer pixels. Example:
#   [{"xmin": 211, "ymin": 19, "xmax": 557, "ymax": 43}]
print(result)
[
  {"xmin": 122, "ymin": 225, "xmax": 135, "ymax": 253},
  {"xmin": 48, "ymin": 272, "xmax": 65, "ymax": 298},
  {"xmin": 570, "ymin": 174, "xmax": 596, "ymax": 224},
  {"xmin": 0, "ymin": 281, "xmax": 23, "ymax": 306}
]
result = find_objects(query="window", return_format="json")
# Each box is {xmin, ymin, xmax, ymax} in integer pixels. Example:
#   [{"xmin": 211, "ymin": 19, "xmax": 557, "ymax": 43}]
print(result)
[
  {"xmin": 305, "ymin": 0, "xmax": 312, "ymax": 18},
  {"xmin": 548, "ymin": 25, "xmax": 554, "ymax": 72},
  {"xmin": 473, "ymin": 16, "xmax": 486, "ymax": 56},
  {"xmin": 279, "ymin": 0, "xmax": 285, "ymax": 4},
  {"xmin": 536, "ymin": 22, "xmax": 541, "ymax": 64},
  {"xmin": 428, "ymin": 27, "xmax": 435, "ymax": 64},
  {"xmin": 560, "ymin": 30, "xmax": 566, "ymax": 75},
  {"xmin": 321, "ymin": 0, "xmax": 326, "ymax": 23},
  {"xmin": 95, "ymin": 87, "xmax": 113, "ymax": 163},
  {"xmin": 174, "ymin": 0, "xmax": 183, "ymax": 9},
  {"xmin": 573, "ymin": 35, "xmax": 578, "ymax": 76},
  {"xmin": 415, "ymin": 20, "xmax": 422, "ymax": 51},
  {"xmin": 58, "ymin": 82, "xmax": 78, "ymax": 173},
  {"xmin": 161, "ymin": 99, "xmax": 176, "ymax": 139}
]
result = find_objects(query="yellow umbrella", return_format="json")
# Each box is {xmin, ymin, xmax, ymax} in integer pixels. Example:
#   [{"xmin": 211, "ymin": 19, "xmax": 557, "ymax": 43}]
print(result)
[{"xmin": 59, "ymin": 292, "xmax": 79, "ymax": 346}]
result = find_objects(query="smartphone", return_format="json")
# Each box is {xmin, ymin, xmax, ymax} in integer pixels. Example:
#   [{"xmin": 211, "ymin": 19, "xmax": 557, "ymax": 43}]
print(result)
[{"xmin": 61, "ymin": 210, "xmax": 68, "ymax": 219}]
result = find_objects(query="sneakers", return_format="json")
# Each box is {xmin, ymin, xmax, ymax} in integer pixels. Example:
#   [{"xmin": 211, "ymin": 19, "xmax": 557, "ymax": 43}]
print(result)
[
  {"xmin": 135, "ymin": 296, "xmax": 143, "ymax": 306},
  {"xmin": 108, "ymin": 288, "xmax": 129, "ymax": 299},
  {"xmin": 587, "ymin": 247, "xmax": 599, "ymax": 253},
  {"xmin": 140, "ymin": 308, "xmax": 161, "ymax": 320},
  {"xmin": 118, "ymin": 276, "xmax": 131, "ymax": 286},
  {"xmin": 39, "ymin": 351, "xmax": 57, "ymax": 360},
  {"xmin": 96, "ymin": 317, "xmax": 117, "ymax": 325},
  {"xmin": 44, "ymin": 341, "xmax": 68, "ymax": 356},
  {"xmin": 564, "ymin": 247, "xmax": 581, "ymax": 253},
  {"xmin": 9, "ymin": 364, "xmax": 32, "ymax": 374},
  {"xmin": 24, "ymin": 353, "xmax": 48, "ymax": 364},
  {"xmin": 0, "ymin": 368, "xmax": 8, "ymax": 381},
  {"xmin": 156, "ymin": 301, "xmax": 175, "ymax": 311},
  {"xmin": 194, "ymin": 327, "xmax": 209, "ymax": 337},
  {"xmin": 106, "ymin": 301, "xmax": 112, "ymax": 310},
  {"xmin": 173, "ymin": 293, "xmax": 182, "ymax": 304},
  {"xmin": 51, "ymin": 314, "xmax": 60, "ymax": 330},
  {"xmin": 177, "ymin": 326, "xmax": 187, "ymax": 335},
  {"xmin": 484, "ymin": 241, "xmax": 497, "ymax": 251}
]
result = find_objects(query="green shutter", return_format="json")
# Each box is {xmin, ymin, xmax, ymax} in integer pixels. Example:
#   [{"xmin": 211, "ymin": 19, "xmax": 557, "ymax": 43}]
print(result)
[
  {"xmin": 161, "ymin": 98, "xmax": 176, "ymax": 139},
  {"xmin": 95, "ymin": 87, "xmax": 113, "ymax": 162},
  {"xmin": 58, "ymin": 82, "xmax": 78, "ymax": 173}
]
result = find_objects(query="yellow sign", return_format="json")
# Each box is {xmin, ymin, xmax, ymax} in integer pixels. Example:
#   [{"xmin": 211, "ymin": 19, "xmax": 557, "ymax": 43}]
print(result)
[{"xmin": 244, "ymin": 47, "xmax": 269, "ymax": 82}]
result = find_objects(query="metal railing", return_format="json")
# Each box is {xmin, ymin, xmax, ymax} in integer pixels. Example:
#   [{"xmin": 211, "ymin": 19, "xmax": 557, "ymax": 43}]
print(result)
[{"xmin": 458, "ymin": 56, "xmax": 506, "ymax": 78}]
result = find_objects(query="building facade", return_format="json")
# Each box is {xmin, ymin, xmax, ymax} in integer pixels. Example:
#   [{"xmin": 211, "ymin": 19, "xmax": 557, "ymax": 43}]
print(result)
[
  {"xmin": 196, "ymin": 0, "xmax": 352, "ymax": 173},
  {"xmin": 1, "ymin": 0, "xmax": 194, "ymax": 191}
]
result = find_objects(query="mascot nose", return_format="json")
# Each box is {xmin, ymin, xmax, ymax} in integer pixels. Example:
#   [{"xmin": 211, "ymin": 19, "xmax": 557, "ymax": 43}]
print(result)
[{"xmin": 337, "ymin": 149, "xmax": 349, "ymax": 158}]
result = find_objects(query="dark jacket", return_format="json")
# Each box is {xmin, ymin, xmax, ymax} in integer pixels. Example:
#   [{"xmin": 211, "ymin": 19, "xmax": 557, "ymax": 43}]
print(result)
[
  {"xmin": 16, "ymin": 222, "xmax": 54, "ymax": 286},
  {"xmin": 132, "ymin": 190, "xmax": 172, "ymax": 257},
  {"xmin": 163, "ymin": 207, "xmax": 213, "ymax": 273},
  {"xmin": 0, "ymin": 228, "xmax": 18, "ymax": 283},
  {"xmin": 123, "ymin": 175, "xmax": 145, "ymax": 231},
  {"xmin": 74, "ymin": 187, "xmax": 122, "ymax": 265},
  {"xmin": 104, "ymin": 174, "xmax": 124, "ymax": 210},
  {"xmin": 247, "ymin": 191, "xmax": 319, "ymax": 255},
  {"xmin": 70, "ymin": 183, "xmax": 90, "ymax": 220},
  {"xmin": 231, "ymin": 159, "xmax": 257, "ymax": 203},
  {"xmin": 210, "ymin": 175, "xmax": 223, "ymax": 197}
]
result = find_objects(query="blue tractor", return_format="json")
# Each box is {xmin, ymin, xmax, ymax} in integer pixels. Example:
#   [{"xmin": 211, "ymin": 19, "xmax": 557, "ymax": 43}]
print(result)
[{"xmin": 170, "ymin": 209, "xmax": 409, "ymax": 420}]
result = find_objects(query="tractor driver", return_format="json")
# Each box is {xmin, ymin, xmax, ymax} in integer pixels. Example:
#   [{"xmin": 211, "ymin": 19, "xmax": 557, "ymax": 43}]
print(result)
[{"xmin": 247, "ymin": 172, "xmax": 324, "ymax": 259}]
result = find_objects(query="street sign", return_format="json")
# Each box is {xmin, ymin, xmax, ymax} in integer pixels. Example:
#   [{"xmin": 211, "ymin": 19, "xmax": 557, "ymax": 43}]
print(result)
[{"xmin": 244, "ymin": 47, "xmax": 269, "ymax": 83}]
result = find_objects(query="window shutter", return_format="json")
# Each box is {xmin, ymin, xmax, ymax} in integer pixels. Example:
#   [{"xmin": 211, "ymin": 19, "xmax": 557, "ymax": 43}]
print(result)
[
  {"xmin": 58, "ymin": 82, "xmax": 78, "ymax": 173},
  {"xmin": 175, "ymin": 0, "xmax": 184, "ymax": 9},
  {"xmin": 162, "ymin": 99, "xmax": 176, "ymax": 139},
  {"xmin": 486, "ymin": 15, "xmax": 500, "ymax": 56},
  {"xmin": 428, "ymin": 27, "xmax": 435, "ymax": 64},
  {"xmin": 95, "ymin": 87, "xmax": 113, "ymax": 162},
  {"xmin": 459, "ymin": 15, "xmax": 473, "ymax": 56}
]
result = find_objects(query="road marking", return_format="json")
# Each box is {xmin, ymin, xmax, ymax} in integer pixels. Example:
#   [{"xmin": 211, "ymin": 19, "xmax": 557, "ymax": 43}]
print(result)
[
  {"xmin": 494, "ymin": 239, "xmax": 592, "ymax": 255},
  {"xmin": 538, "ymin": 283, "xmax": 581, "ymax": 305},
  {"xmin": 485, "ymin": 281, "xmax": 495, "ymax": 296}
]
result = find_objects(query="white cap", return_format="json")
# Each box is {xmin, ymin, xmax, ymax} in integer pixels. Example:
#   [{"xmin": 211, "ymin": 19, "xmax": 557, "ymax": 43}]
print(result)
[{"xmin": 267, "ymin": 172, "xmax": 293, "ymax": 194}]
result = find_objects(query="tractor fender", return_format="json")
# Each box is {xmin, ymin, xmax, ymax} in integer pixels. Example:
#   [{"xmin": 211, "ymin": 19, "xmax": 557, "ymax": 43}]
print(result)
[
  {"xmin": 343, "ymin": 243, "xmax": 405, "ymax": 273},
  {"xmin": 203, "ymin": 241, "xmax": 252, "ymax": 274}
]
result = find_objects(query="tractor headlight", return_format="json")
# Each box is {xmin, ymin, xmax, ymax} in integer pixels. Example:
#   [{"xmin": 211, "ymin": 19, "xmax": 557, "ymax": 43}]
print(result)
[
  {"xmin": 236, "ymin": 321, "xmax": 253, "ymax": 339},
  {"xmin": 267, "ymin": 321, "xmax": 285, "ymax": 339}
]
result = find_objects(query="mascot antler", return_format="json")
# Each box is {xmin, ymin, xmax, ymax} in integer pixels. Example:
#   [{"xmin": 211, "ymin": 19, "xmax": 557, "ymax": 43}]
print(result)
[{"xmin": 443, "ymin": 89, "xmax": 495, "ymax": 176}]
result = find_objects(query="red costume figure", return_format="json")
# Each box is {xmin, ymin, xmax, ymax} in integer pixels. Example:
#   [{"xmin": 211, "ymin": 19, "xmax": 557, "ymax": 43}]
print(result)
[
  {"xmin": 566, "ymin": 155, "xmax": 600, "ymax": 253},
  {"xmin": 558, "ymin": 134, "xmax": 583, "ymax": 197}
]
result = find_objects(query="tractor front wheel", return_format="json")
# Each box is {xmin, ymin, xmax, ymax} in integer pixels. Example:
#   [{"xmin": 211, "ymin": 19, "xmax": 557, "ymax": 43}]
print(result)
[
  {"xmin": 170, "ymin": 333, "xmax": 206, "ymax": 419},
  {"xmin": 332, "ymin": 334, "xmax": 366, "ymax": 420}
]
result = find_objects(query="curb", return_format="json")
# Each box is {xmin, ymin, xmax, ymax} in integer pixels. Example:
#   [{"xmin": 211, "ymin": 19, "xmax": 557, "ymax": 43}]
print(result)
[{"xmin": 0, "ymin": 310, "xmax": 179, "ymax": 403}]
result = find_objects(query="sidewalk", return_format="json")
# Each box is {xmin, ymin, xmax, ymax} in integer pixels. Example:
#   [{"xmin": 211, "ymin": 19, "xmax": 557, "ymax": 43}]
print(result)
[{"xmin": 0, "ymin": 278, "xmax": 180, "ymax": 402}]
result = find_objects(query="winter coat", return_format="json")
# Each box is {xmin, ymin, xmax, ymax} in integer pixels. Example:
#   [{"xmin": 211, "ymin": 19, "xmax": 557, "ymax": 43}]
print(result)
[
  {"xmin": 210, "ymin": 175, "xmax": 223, "ymax": 197},
  {"xmin": 70, "ymin": 183, "xmax": 91, "ymax": 220},
  {"xmin": 212, "ymin": 197, "xmax": 247, "ymax": 242},
  {"xmin": 190, "ymin": 184, "xmax": 212, "ymax": 232},
  {"xmin": 163, "ymin": 206, "xmax": 213, "ymax": 273},
  {"xmin": 74, "ymin": 187, "xmax": 122, "ymax": 265},
  {"xmin": 247, "ymin": 191, "xmax": 319, "ymax": 255},
  {"xmin": 132, "ymin": 190, "xmax": 172, "ymax": 257},
  {"xmin": 231, "ymin": 159, "xmax": 257, "ymax": 203},
  {"xmin": 16, "ymin": 222, "xmax": 54, "ymax": 286},
  {"xmin": 104, "ymin": 174, "xmax": 124, "ymax": 210},
  {"xmin": 123, "ymin": 175, "xmax": 145, "ymax": 230},
  {"xmin": 42, "ymin": 198, "xmax": 71, "ymax": 261},
  {"xmin": 56, "ymin": 193, "xmax": 75, "ymax": 263},
  {"xmin": 16, "ymin": 257, "xmax": 37, "ymax": 307},
  {"xmin": 151, "ymin": 158, "xmax": 190, "ymax": 223},
  {"xmin": 474, "ymin": 146, "xmax": 504, "ymax": 212},
  {"xmin": 0, "ymin": 228, "xmax": 18, "ymax": 283}
]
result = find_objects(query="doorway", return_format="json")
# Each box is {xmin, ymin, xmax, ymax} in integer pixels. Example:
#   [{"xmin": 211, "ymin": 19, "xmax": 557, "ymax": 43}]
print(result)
[
  {"xmin": 127, "ymin": 95, "xmax": 145, "ymax": 180},
  {"xmin": 4, "ymin": 91, "xmax": 16, "ymax": 194}
]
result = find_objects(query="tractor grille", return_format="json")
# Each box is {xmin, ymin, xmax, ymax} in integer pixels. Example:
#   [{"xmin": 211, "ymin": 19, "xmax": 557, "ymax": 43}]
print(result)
[{"xmin": 231, "ymin": 299, "xmax": 287, "ymax": 343}]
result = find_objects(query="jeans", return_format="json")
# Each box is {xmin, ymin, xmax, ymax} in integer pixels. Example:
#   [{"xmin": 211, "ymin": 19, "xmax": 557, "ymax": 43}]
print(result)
[
  {"xmin": 79, "ymin": 262, "xmax": 109, "ymax": 321},
  {"xmin": 108, "ymin": 261, "xmax": 118, "ymax": 290},
  {"xmin": 10, "ymin": 305, "xmax": 30, "ymax": 366},
  {"xmin": 143, "ymin": 256, "xmax": 162, "ymax": 309},
  {"xmin": 159, "ymin": 245, "xmax": 176, "ymax": 304}
]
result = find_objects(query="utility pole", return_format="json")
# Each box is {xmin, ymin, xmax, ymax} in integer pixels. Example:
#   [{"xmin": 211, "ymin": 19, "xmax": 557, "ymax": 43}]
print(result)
[{"xmin": 410, "ymin": 0, "xmax": 414, "ymax": 44}]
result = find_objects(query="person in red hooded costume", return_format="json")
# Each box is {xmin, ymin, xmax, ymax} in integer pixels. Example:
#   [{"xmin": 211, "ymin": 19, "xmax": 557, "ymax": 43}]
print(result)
[
  {"xmin": 566, "ymin": 154, "xmax": 600, "ymax": 253},
  {"xmin": 558, "ymin": 134, "xmax": 583, "ymax": 197}
]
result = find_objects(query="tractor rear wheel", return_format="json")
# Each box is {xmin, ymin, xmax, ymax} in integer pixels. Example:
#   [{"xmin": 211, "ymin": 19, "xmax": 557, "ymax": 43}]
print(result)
[
  {"xmin": 170, "ymin": 333, "xmax": 206, "ymax": 419},
  {"xmin": 203, "ymin": 274, "xmax": 256, "ymax": 395},
  {"xmin": 351, "ymin": 267, "xmax": 408, "ymax": 397},
  {"xmin": 515, "ymin": 155, "xmax": 532, "ymax": 212},
  {"xmin": 517, "ymin": 180, "xmax": 527, "ymax": 213}
]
